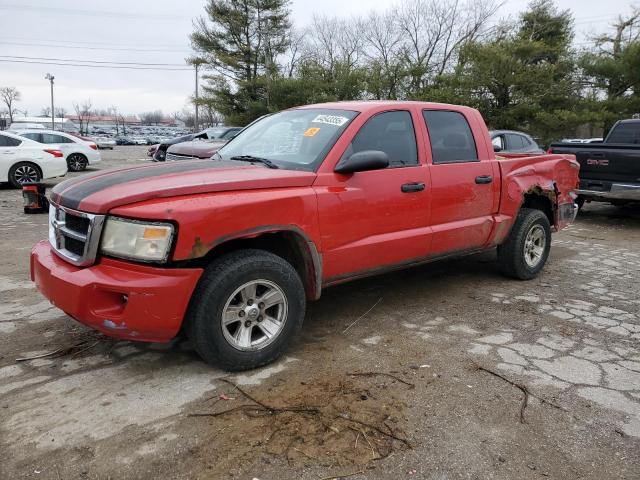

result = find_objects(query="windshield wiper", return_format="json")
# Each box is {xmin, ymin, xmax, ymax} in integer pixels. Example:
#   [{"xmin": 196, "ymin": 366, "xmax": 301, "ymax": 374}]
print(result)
[{"xmin": 229, "ymin": 155, "xmax": 279, "ymax": 169}]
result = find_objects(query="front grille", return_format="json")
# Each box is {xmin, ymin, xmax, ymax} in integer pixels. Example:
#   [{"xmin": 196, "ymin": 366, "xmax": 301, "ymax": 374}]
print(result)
[
  {"xmin": 49, "ymin": 202, "xmax": 106, "ymax": 267},
  {"xmin": 65, "ymin": 214, "xmax": 90, "ymax": 234},
  {"xmin": 165, "ymin": 152, "xmax": 195, "ymax": 161}
]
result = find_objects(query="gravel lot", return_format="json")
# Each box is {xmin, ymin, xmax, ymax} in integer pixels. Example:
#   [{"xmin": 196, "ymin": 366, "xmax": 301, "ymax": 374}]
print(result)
[{"xmin": 1, "ymin": 146, "xmax": 639, "ymax": 479}]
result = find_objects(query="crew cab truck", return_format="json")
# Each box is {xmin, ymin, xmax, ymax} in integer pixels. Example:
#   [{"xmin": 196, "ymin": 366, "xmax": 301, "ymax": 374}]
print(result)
[
  {"xmin": 31, "ymin": 101, "xmax": 579, "ymax": 371},
  {"xmin": 549, "ymin": 119, "xmax": 640, "ymax": 207}
]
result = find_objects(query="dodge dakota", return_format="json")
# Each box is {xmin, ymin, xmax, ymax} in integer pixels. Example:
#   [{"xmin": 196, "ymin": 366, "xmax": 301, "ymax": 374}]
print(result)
[
  {"xmin": 550, "ymin": 118, "xmax": 640, "ymax": 207},
  {"xmin": 31, "ymin": 101, "xmax": 579, "ymax": 370}
]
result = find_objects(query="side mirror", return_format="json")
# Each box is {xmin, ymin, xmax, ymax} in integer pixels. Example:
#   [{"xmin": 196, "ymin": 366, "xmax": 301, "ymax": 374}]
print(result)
[
  {"xmin": 493, "ymin": 144, "xmax": 503, "ymax": 152},
  {"xmin": 334, "ymin": 150, "xmax": 389, "ymax": 174}
]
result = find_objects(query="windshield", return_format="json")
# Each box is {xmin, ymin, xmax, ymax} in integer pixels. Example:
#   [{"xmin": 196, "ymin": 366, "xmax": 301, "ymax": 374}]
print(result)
[
  {"xmin": 217, "ymin": 109, "xmax": 358, "ymax": 171},
  {"xmin": 205, "ymin": 128, "xmax": 227, "ymax": 139}
]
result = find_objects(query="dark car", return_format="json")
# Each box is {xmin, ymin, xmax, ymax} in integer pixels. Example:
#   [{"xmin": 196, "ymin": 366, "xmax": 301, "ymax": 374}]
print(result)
[
  {"xmin": 549, "ymin": 119, "xmax": 640, "ymax": 207},
  {"xmin": 165, "ymin": 139, "xmax": 227, "ymax": 161},
  {"xmin": 490, "ymin": 130, "xmax": 544, "ymax": 154},
  {"xmin": 153, "ymin": 127, "xmax": 241, "ymax": 161}
]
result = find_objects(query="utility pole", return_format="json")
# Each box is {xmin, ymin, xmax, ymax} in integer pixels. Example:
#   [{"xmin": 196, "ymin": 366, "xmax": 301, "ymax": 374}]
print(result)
[
  {"xmin": 45, "ymin": 73, "xmax": 55, "ymax": 130},
  {"xmin": 194, "ymin": 63, "xmax": 199, "ymax": 132}
]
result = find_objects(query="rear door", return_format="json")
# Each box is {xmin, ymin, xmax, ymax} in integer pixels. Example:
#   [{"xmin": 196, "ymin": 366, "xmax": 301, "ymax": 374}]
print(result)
[{"xmin": 422, "ymin": 109, "xmax": 499, "ymax": 254}]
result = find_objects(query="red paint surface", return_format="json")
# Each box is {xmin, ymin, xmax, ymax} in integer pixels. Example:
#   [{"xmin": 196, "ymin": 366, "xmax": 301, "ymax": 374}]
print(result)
[
  {"xmin": 31, "ymin": 240, "xmax": 202, "ymax": 342},
  {"xmin": 32, "ymin": 101, "xmax": 579, "ymax": 342}
]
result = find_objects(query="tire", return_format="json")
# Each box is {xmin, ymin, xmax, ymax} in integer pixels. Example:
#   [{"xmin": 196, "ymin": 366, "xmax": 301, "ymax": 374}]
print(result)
[
  {"xmin": 186, "ymin": 249, "xmax": 306, "ymax": 371},
  {"xmin": 67, "ymin": 153, "xmax": 88, "ymax": 172},
  {"xmin": 8, "ymin": 162, "xmax": 42, "ymax": 188},
  {"xmin": 497, "ymin": 208, "xmax": 551, "ymax": 280},
  {"xmin": 575, "ymin": 195, "xmax": 585, "ymax": 210}
]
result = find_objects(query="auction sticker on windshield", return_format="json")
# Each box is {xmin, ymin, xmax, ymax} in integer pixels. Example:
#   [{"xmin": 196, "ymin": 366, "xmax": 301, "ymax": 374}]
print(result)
[{"xmin": 312, "ymin": 115, "xmax": 349, "ymax": 126}]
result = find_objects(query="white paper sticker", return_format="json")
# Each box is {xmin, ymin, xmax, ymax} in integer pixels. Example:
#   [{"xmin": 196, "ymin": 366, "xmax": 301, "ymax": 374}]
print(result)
[{"xmin": 311, "ymin": 114, "xmax": 349, "ymax": 127}]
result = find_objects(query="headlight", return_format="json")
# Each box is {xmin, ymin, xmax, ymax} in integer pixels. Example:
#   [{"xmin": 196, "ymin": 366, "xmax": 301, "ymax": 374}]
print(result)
[{"xmin": 100, "ymin": 216, "xmax": 174, "ymax": 262}]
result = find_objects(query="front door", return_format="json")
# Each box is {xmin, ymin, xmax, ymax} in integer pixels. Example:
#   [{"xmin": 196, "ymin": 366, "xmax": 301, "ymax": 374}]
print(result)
[{"xmin": 314, "ymin": 109, "xmax": 431, "ymax": 283}]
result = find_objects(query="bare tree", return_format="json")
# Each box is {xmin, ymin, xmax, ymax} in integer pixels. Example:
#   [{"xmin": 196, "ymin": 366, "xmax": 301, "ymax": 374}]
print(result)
[
  {"xmin": 396, "ymin": 0, "xmax": 499, "ymax": 95},
  {"xmin": 0, "ymin": 87, "xmax": 21, "ymax": 124},
  {"xmin": 73, "ymin": 99, "xmax": 93, "ymax": 134}
]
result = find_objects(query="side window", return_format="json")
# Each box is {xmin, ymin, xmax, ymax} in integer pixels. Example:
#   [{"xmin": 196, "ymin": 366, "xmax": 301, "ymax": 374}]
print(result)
[
  {"xmin": 491, "ymin": 135, "xmax": 504, "ymax": 150},
  {"xmin": 0, "ymin": 134, "xmax": 22, "ymax": 147},
  {"xmin": 506, "ymin": 134, "xmax": 525, "ymax": 150},
  {"xmin": 221, "ymin": 129, "xmax": 240, "ymax": 139},
  {"xmin": 423, "ymin": 110, "xmax": 478, "ymax": 164},
  {"xmin": 41, "ymin": 134, "xmax": 71, "ymax": 144},
  {"xmin": 342, "ymin": 110, "xmax": 418, "ymax": 167},
  {"xmin": 21, "ymin": 132, "xmax": 41, "ymax": 142}
]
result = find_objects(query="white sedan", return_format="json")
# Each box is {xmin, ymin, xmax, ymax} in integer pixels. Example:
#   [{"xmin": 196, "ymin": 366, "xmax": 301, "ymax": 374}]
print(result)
[
  {"xmin": 14, "ymin": 129, "xmax": 101, "ymax": 172},
  {"xmin": 0, "ymin": 131, "xmax": 67, "ymax": 188}
]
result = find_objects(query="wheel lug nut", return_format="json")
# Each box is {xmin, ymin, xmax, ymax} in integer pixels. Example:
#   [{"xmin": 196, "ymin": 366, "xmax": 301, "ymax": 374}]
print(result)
[
  {"xmin": 244, "ymin": 320, "xmax": 251, "ymax": 327},
  {"xmin": 257, "ymin": 316, "xmax": 263, "ymax": 322},
  {"xmin": 239, "ymin": 311, "xmax": 245, "ymax": 317},
  {"xmin": 259, "ymin": 302, "xmax": 264, "ymax": 309},
  {"xmin": 247, "ymin": 299, "xmax": 253, "ymax": 306}
]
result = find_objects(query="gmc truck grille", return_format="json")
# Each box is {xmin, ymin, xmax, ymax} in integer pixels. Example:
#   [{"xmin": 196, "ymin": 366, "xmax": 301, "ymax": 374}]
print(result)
[{"xmin": 48, "ymin": 202, "xmax": 106, "ymax": 267}]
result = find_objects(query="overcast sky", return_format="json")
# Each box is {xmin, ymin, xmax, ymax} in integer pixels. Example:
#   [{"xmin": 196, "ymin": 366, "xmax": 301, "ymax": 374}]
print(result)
[{"xmin": 0, "ymin": 0, "xmax": 636, "ymax": 116}]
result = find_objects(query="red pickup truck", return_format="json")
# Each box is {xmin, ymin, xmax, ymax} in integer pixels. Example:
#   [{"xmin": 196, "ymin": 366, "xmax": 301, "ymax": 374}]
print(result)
[{"xmin": 31, "ymin": 101, "xmax": 579, "ymax": 370}]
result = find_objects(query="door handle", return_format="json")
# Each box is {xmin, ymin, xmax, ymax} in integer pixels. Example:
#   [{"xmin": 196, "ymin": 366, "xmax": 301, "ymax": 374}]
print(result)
[
  {"xmin": 475, "ymin": 175, "xmax": 493, "ymax": 184},
  {"xmin": 401, "ymin": 182, "xmax": 426, "ymax": 193}
]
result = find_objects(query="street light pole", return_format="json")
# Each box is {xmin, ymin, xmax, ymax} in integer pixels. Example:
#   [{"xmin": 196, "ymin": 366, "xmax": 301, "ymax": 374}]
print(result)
[
  {"xmin": 194, "ymin": 63, "xmax": 199, "ymax": 132},
  {"xmin": 45, "ymin": 73, "xmax": 55, "ymax": 130}
]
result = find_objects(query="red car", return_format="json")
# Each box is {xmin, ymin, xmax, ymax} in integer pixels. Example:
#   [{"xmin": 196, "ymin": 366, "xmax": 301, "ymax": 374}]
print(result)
[{"xmin": 31, "ymin": 101, "xmax": 579, "ymax": 370}]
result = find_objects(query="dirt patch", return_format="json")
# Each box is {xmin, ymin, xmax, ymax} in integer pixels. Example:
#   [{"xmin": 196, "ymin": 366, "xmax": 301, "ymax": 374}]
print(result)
[{"xmin": 186, "ymin": 373, "xmax": 415, "ymax": 471}]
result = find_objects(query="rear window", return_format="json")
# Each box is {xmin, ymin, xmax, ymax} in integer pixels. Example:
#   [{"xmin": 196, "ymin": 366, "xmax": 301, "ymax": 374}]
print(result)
[
  {"xmin": 0, "ymin": 134, "xmax": 22, "ymax": 147},
  {"xmin": 423, "ymin": 110, "xmax": 478, "ymax": 164},
  {"xmin": 607, "ymin": 123, "xmax": 640, "ymax": 144}
]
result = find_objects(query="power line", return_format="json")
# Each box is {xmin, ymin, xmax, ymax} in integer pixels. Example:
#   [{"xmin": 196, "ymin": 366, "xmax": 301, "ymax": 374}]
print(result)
[
  {"xmin": 0, "ymin": 35, "xmax": 190, "ymax": 49},
  {"xmin": 0, "ymin": 40, "xmax": 192, "ymax": 53},
  {"xmin": 0, "ymin": 55, "xmax": 189, "ymax": 67},
  {"xmin": 0, "ymin": 4, "xmax": 194, "ymax": 21},
  {"xmin": 0, "ymin": 59, "xmax": 192, "ymax": 71}
]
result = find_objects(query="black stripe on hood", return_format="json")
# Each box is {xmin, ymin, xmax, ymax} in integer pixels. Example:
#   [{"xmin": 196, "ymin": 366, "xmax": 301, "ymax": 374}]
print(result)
[{"xmin": 56, "ymin": 160, "xmax": 239, "ymax": 210}]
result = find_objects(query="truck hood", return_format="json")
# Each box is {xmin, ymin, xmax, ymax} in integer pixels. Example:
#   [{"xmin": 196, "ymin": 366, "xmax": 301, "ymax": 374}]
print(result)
[{"xmin": 51, "ymin": 160, "xmax": 317, "ymax": 214}]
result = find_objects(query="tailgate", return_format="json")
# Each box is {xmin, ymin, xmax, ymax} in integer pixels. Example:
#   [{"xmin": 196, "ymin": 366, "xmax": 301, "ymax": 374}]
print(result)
[{"xmin": 552, "ymin": 144, "xmax": 640, "ymax": 184}]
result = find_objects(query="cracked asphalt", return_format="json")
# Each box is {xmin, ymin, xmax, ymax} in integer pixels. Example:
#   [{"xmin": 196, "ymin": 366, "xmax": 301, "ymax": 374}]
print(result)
[{"xmin": 1, "ymin": 146, "xmax": 639, "ymax": 479}]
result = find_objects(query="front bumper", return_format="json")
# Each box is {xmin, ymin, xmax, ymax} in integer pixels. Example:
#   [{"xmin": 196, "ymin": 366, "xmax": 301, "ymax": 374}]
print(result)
[{"xmin": 30, "ymin": 240, "xmax": 203, "ymax": 342}]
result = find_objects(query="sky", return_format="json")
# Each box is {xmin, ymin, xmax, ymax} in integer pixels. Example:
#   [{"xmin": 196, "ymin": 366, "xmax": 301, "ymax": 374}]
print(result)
[{"xmin": 0, "ymin": 0, "xmax": 636, "ymax": 117}]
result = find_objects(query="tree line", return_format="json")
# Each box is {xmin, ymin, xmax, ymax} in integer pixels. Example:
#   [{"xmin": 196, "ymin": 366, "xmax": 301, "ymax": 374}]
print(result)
[{"xmin": 189, "ymin": 0, "xmax": 640, "ymax": 144}]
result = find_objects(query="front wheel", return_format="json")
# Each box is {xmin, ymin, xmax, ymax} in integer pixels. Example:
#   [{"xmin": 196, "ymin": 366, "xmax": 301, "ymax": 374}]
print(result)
[
  {"xmin": 498, "ymin": 208, "xmax": 551, "ymax": 280},
  {"xmin": 186, "ymin": 249, "xmax": 306, "ymax": 371}
]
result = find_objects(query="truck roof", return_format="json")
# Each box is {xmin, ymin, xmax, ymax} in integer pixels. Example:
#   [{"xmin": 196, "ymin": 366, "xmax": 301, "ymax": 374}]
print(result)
[{"xmin": 295, "ymin": 100, "xmax": 478, "ymax": 115}]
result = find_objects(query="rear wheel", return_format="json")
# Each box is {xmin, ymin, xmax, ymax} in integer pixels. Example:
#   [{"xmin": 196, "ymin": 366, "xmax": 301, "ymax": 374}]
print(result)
[
  {"xmin": 67, "ymin": 153, "xmax": 88, "ymax": 171},
  {"xmin": 498, "ymin": 208, "xmax": 551, "ymax": 280},
  {"xmin": 8, "ymin": 162, "xmax": 42, "ymax": 188},
  {"xmin": 186, "ymin": 249, "xmax": 306, "ymax": 371}
]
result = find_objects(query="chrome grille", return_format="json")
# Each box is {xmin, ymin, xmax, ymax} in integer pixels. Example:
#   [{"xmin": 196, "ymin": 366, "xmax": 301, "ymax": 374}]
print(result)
[
  {"xmin": 165, "ymin": 152, "xmax": 196, "ymax": 161},
  {"xmin": 49, "ymin": 202, "xmax": 106, "ymax": 267}
]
